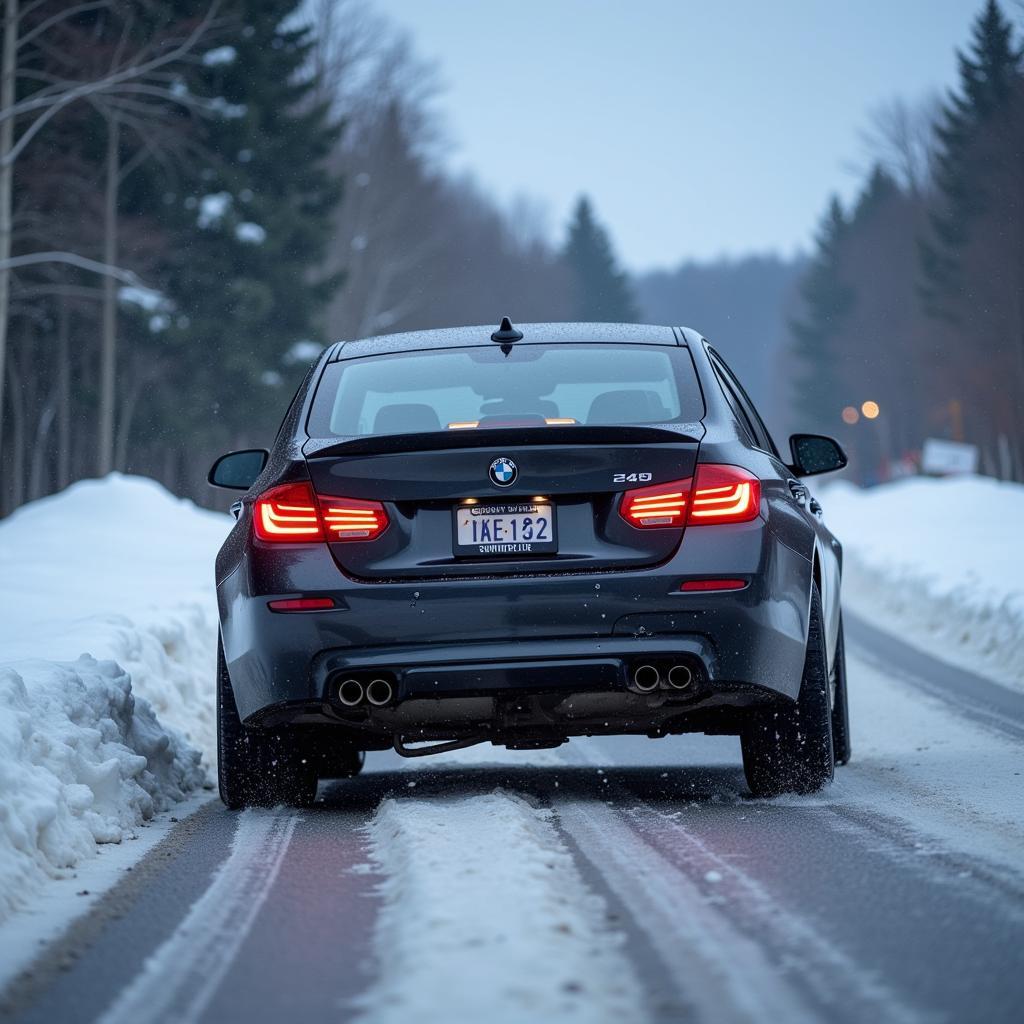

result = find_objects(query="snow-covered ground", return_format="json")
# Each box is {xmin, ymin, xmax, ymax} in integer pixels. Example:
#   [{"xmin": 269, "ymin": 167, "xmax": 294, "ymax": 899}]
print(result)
[
  {"xmin": 0, "ymin": 475, "xmax": 228, "ymax": 924},
  {"xmin": 358, "ymin": 790, "xmax": 644, "ymax": 1024},
  {"xmin": 2, "ymin": 471, "xmax": 1023, "ymax": 1020},
  {"xmin": 819, "ymin": 474, "xmax": 1024, "ymax": 690}
]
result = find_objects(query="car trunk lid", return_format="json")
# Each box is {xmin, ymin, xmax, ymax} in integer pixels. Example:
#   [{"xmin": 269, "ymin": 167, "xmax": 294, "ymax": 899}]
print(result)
[{"xmin": 304, "ymin": 424, "xmax": 702, "ymax": 580}]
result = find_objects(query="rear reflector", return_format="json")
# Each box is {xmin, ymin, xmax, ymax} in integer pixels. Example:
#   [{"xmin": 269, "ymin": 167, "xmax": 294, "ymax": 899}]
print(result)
[
  {"xmin": 679, "ymin": 579, "xmax": 747, "ymax": 592},
  {"xmin": 254, "ymin": 482, "xmax": 324, "ymax": 541},
  {"xmin": 268, "ymin": 597, "xmax": 336, "ymax": 612}
]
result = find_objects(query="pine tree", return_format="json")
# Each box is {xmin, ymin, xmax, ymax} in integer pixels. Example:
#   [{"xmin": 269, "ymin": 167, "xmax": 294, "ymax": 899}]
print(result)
[
  {"xmin": 920, "ymin": 0, "xmax": 1023, "ymax": 319},
  {"xmin": 123, "ymin": 0, "xmax": 342, "ymax": 484},
  {"xmin": 789, "ymin": 196, "xmax": 854, "ymax": 430},
  {"xmin": 563, "ymin": 196, "xmax": 639, "ymax": 323}
]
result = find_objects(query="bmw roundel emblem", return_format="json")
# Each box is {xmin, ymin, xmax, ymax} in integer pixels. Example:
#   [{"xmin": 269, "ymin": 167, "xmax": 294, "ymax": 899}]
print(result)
[{"xmin": 489, "ymin": 457, "xmax": 518, "ymax": 487}]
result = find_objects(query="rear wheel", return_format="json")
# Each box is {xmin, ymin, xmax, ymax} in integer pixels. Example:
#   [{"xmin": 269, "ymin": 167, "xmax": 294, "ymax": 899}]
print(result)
[
  {"xmin": 217, "ymin": 640, "xmax": 319, "ymax": 809},
  {"xmin": 741, "ymin": 585, "xmax": 835, "ymax": 797},
  {"xmin": 831, "ymin": 616, "xmax": 852, "ymax": 766}
]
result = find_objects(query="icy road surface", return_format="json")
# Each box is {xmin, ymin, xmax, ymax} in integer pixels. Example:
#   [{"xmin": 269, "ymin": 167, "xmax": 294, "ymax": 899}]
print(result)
[{"xmin": 2, "ymin": 616, "xmax": 1023, "ymax": 1024}]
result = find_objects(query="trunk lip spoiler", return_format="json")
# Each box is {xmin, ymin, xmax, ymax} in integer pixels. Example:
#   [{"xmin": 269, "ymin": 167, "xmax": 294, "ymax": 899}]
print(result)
[{"xmin": 303, "ymin": 423, "xmax": 705, "ymax": 460}]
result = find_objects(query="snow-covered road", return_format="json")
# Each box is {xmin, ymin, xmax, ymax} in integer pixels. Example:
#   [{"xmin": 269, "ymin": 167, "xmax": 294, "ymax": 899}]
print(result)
[{"xmin": 4, "ymin": 621, "xmax": 1023, "ymax": 1024}]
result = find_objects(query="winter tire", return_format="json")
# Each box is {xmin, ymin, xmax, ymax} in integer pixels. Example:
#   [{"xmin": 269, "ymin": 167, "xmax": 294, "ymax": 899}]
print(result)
[{"xmin": 741, "ymin": 584, "xmax": 835, "ymax": 797}]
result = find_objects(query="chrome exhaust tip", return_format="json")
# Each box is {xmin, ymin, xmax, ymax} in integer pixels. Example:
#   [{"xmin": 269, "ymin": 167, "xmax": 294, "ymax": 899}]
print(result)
[
  {"xmin": 633, "ymin": 664, "xmax": 660, "ymax": 692},
  {"xmin": 366, "ymin": 677, "xmax": 394, "ymax": 707},
  {"xmin": 337, "ymin": 678, "xmax": 365, "ymax": 707},
  {"xmin": 667, "ymin": 664, "xmax": 694, "ymax": 690}
]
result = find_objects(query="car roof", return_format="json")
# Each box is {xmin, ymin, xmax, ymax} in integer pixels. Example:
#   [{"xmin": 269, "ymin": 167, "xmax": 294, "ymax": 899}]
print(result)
[{"xmin": 326, "ymin": 322, "xmax": 694, "ymax": 361}]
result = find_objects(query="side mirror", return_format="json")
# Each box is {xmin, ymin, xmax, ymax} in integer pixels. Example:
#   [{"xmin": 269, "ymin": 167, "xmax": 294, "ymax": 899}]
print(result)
[
  {"xmin": 208, "ymin": 449, "xmax": 269, "ymax": 490},
  {"xmin": 789, "ymin": 434, "xmax": 847, "ymax": 477}
]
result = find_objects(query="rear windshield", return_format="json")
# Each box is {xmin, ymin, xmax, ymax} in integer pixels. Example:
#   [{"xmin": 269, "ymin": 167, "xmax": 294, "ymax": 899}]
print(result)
[{"xmin": 307, "ymin": 344, "xmax": 704, "ymax": 438}]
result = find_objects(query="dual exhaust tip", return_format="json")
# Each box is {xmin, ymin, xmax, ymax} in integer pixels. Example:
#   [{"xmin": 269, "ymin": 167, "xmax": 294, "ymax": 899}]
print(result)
[
  {"xmin": 337, "ymin": 676, "xmax": 394, "ymax": 708},
  {"xmin": 337, "ymin": 664, "xmax": 693, "ymax": 705},
  {"xmin": 632, "ymin": 662, "xmax": 695, "ymax": 693}
]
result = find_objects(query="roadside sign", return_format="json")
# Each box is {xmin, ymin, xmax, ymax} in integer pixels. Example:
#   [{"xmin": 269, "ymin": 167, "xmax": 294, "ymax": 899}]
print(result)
[{"xmin": 921, "ymin": 438, "xmax": 979, "ymax": 476}]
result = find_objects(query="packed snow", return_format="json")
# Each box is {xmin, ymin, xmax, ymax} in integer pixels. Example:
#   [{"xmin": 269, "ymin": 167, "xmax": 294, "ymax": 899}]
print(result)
[
  {"xmin": 0, "ymin": 659, "xmax": 204, "ymax": 923},
  {"xmin": 0, "ymin": 475, "xmax": 229, "ymax": 922},
  {"xmin": 819, "ymin": 475, "xmax": 1024, "ymax": 689},
  {"xmin": 359, "ymin": 788, "xmax": 644, "ymax": 1024}
]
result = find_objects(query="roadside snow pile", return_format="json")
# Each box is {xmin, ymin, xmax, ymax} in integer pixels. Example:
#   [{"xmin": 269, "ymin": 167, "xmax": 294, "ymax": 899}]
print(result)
[
  {"xmin": 360, "ymin": 790, "xmax": 644, "ymax": 1023},
  {"xmin": 0, "ymin": 475, "xmax": 229, "ymax": 921},
  {"xmin": 819, "ymin": 474, "xmax": 1024, "ymax": 688},
  {"xmin": 0, "ymin": 474, "xmax": 230, "ymax": 762},
  {"xmin": 0, "ymin": 658, "xmax": 203, "ymax": 921}
]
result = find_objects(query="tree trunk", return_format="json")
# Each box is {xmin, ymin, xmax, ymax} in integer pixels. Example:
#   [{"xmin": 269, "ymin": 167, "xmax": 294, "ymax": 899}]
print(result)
[
  {"xmin": 56, "ymin": 295, "xmax": 70, "ymax": 489},
  {"xmin": 114, "ymin": 359, "xmax": 143, "ymax": 471},
  {"xmin": 97, "ymin": 114, "xmax": 120, "ymax": 476},
  {"xmin": 5, "ymin": 346, "xmax": 23, "ymax": 510},
  {"xmin": 0, "ymin": 0, "xmax": 18, "ymax": 469},
  {"xmin": 28, "ymin": 397, "xmax": 54, "ymax": 500}
]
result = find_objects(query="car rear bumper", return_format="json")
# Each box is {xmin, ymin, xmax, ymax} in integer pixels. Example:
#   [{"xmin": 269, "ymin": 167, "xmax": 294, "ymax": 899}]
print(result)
[{"xmin": 218, "ymin": 517, "xmax": 811, "ymax": 724}]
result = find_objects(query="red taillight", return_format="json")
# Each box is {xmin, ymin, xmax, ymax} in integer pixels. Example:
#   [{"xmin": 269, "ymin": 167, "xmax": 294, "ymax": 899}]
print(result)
[
  {"xmin": 619, "ymin": 478, "xmax": 690, "ymax": 527},
  {"xmin": 619, "ymin": 465, "xmax": 761, "ymax": 530},
  {"xmin": 254, "ymin": 482, "xmax": 324, "ymax": 542},
  {"xmin": 689, "ymin": 464, "xmax": 760, "ymax": 525},
  {"xmin": 268, "ymin": 597, "xmax": 336, "ymax": 612},
  {"xmin": 320, "ymin": 496, "xmax": 389, "ymax": 541},
  {"xmin": 253, "ymin": 482, "xmax": 389, "ymax": 543}
]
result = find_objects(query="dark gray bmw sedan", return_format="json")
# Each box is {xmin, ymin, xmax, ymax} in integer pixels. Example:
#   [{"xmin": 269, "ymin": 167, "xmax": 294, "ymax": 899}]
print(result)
[{"xmin": 209, "ymin": 320, "xmax": 850, "ymax": 807}]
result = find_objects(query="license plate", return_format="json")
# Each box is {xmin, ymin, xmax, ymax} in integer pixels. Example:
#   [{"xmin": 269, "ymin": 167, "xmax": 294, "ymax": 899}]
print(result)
[{"xmin": 453, "ymin": 502, "xmax": 557, "ymax": 556}]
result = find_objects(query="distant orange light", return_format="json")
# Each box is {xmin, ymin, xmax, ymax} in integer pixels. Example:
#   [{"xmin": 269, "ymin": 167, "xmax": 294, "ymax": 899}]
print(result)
[
  {"xmin": 447, "ymin": 421, "xmax": 479, "ymax": 430},
  {"xmin": 842, "ymin": 406, "xmax": 859, "ymax": 425},
  {"xmin": 861, "ymin": 400, "xmax": 880, "ymax": 420},
  {"xmin": 544, "ymin": 417, "xmax": 577, "ymax": 425}
]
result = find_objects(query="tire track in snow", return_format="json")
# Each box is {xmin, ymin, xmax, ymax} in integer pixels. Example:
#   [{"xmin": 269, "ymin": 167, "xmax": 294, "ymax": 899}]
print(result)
[
  {"xmin": 555, "ymin": 796, "xmax": 923, "ymax": 1024},
  {"xmin": 95, "ymin": 809, "xmax": 297, "ymax": 1024},
  {"xmin": 833, "ymin": 643, "xmax": 1024, "ymax": 881},
  {"xmin": 559, "ymin": 744, "xmax": 924, "ymax": 1024}
]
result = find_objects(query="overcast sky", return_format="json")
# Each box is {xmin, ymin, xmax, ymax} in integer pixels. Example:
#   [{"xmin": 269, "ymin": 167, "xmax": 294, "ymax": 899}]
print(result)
[{"xmin": 377, "ymin": 0, "xmax": 988, "ymax": 271}]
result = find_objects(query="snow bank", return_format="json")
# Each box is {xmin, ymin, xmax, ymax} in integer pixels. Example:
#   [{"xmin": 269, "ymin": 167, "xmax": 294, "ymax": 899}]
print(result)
[
  {"xmin": 0, "ymin": 658, "xmax": 203, "ymax": 921},
  {"xmin": 0, "ymin": 474, "xmax": 230, "ymax": 761},
  {"xmin": 0, "ymin": 475, "xmax": 230, "ymax": 921},
  {"xmin": 819, "ymin": 475, "xmax": 1024, "ymax": 688},
  {"xmin": 360, "ymin": 789, "xmax": 644, "ymax": 1023}
]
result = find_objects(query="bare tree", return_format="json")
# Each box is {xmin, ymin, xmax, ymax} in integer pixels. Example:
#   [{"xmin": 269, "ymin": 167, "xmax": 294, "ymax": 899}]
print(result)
[
  {"xmin": 0, "ymin": 0, "xmax": 19, "ymax": 472},
  {"xmin": 0, "ymin": 0, "xmax": 220, "ymax": 464},
  {"xmin": 859, "ymin": 94, "xmax": 941, "ymax": 196}
]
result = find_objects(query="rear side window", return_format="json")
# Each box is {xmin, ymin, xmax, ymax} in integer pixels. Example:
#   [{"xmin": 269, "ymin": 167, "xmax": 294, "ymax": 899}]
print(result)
[
  {"xmin": 708, "ymin": 348, "xmax": 780, "ymax": 457},
  {"xmin": 307, "ymin": 344, "xmax": 705, "ymax": 438}
]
